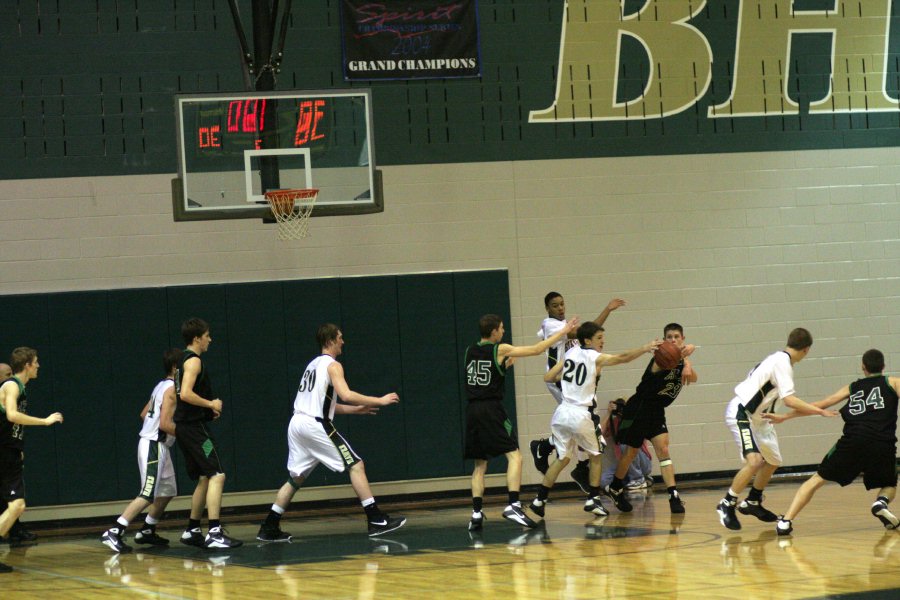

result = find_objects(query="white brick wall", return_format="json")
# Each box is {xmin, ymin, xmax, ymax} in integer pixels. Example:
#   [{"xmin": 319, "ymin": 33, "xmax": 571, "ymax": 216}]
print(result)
[{"xmin": 2, "ymin": 147, "xmax": 898, "ymax": 485}]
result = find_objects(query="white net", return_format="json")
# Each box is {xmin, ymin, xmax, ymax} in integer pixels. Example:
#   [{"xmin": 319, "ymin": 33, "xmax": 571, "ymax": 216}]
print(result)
[{"xmin": 265, "ymin": 189, "xmax": 318, "ymax": 240}]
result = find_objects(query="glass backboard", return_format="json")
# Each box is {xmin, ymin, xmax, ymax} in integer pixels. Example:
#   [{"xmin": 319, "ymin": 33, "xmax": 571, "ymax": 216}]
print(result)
[{"xmin": 173, "ymin": 89, "xmax": 382, "ymax": 221}]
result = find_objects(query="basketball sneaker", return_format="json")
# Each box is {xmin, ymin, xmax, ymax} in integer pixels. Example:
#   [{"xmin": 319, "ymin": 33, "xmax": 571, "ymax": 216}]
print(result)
[
  {"xmin": 134, "ymin": 529, "xmax": 170, "ymax": 546},
  {"xmin": 716, "ymin": 499, "xmax": 741, "ymax": 530},
  {"xmin": 529, "ymin": 499, "xmax": 546, "ymax": 518},
  {"xmin": 256, "ymin": 524, "xmax": 292, "ymax": 542},
  {"xmin": 502, "ymin": 504, "xmax": 537, "ymax": 528},
  {"xmin": 871, "ymin": 499, "xmax": 900, "ymax": 529},
  {"xmin": 775, "ymin": 517, "xmax": 793, "ymax": 536},
  {"xmin": 100, "ymin": 528, "xmax": 133, "ymax": 553},
  {"xmin": 625, "ymin": 479, "xmax": 648, "ymax": 490},
  {"xmin": 180, "ymin": 527, "xmax": 205, "ymax": 547},
  {"xmin": 368, "ymin": 514, "xmax": 407, "ymax": 537},
  {"xmin": 0, "ymin": 561, "xmax": 12, "ymax": 573},
  {"xmin": 570, "ymin": 463, "xmax": 590, "ymax": 494},
  {"xmin": 529, "ymin": 438, "xmax": 551, "ymax": 474},
  {"xmin": 603, "ymin": 484, "xmax": 633, "ymax": 512},
  {"xmin": 468, "ymin": 512, "xmax": 484, "ymax": 531},
  {"xmin": 8, "ymin": 522, "xmax": 37, "ymax": 543},
  {"xmin": 583, "ymin": 497, "xmax": 609, "ymax": 517},
  {"xmin": 738, "ymin": 499, "xmax": 778, "ymax": 522},
  {"xmin": 204, "ymin": 527, "xmax": 243, "ymax": 549},
  {"xmin": 669, "ymin": 493, "xmax": 685, "ymax": 514}
]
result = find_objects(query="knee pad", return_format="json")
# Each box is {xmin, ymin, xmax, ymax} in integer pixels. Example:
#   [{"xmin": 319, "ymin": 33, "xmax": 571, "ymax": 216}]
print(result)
[{"xmin": 287, "ymin": 476, "xmax": 302, "ymax": 490}]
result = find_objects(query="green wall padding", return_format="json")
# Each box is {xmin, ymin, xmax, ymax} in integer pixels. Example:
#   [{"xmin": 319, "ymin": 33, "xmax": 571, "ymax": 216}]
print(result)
[{"xmin": 0, "ymin": 270, "xmax": 512, "ymax": 507}]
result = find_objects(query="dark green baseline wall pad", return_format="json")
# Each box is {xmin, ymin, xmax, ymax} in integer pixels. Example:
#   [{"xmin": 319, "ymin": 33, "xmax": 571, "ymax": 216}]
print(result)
[
  {"xmin": 0, "ymin": 270, "xmax": 515, "ymax": 507},
  {"xmin": 3, "ymin": 0, "xmax": 900, "ymax": 180}
]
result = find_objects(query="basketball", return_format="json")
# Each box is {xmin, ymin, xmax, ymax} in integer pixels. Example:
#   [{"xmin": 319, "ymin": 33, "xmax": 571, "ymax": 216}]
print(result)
[{"xmin": 654, "ymin": 341, "xmax": 681, "ymax": 370}]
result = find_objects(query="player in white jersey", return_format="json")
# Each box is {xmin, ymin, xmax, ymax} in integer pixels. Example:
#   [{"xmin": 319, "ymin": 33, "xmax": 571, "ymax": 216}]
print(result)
[
  {"xmin": 257, "ymin": 323, "xmax": 404, "ymax": 541},
  {"xmin": 528, "ymin": 322, "xmax": 659, "ymax": 519},
  {"xmin": 716, "ymin": 328, "xmax": 836, "ymax": 530},
  {"xmin": 530, "ymin": 293, "xmax": 626, "ymax": 490},
  {"xmin": 100, "ymin": 349, "xmax": 181, "ymax": 553}
]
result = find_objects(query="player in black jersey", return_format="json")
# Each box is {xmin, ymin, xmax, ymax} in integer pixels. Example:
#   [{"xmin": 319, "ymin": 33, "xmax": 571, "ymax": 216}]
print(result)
[
  {"xmin": 465, "ymin": 313, "xmax": 578, "ymax": 531},
  {"xmin": 770, "ymin": 349, "xmax": 900, "ymax": 535},
  {"xmin": 0, "ymin": 348, "xmax": 63, "ymax": 573},
  {"xmin": 606, "ymin": 323, "xmax": 696, "ymax": 514},
  {"xmin": 173, "ymin": 318, "xmax": 241, "ymax": 550},
  {"xmin": 0, "ymin": 362, "xmax": 36, "ymax": 546}
]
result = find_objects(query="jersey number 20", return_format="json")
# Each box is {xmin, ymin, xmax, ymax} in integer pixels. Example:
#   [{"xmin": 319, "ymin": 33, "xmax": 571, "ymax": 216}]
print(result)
[{"xmin": 562, "ymin": 359, "xmax": 587, "ymax": 385}]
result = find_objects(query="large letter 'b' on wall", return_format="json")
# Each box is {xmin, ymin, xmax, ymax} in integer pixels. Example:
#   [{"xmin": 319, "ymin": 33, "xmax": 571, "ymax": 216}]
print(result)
[{"xmin": 529, "ymin": 0, "xmax": 712, "ymax": 122}]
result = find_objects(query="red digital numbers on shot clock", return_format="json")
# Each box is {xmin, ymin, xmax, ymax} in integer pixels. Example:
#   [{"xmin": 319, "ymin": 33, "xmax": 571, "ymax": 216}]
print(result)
[{"xmin": 193, "ymin": 98, "xmax": 326, "ymax": 153}]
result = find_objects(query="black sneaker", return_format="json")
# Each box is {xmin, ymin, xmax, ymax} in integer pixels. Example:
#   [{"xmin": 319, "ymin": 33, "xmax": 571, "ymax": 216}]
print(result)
[
  {"xmin": 738, "ymin": 499, "xmax": 777, "ymax": 522},
  {"xmin": 529, "ymin": 499, "xmax": 546, "ymax": 518},
  {"xmin": 134, "ymin": 529, "xmax": 170, "ymax": 546},
  {"xmin": 100, "ymin": 529, "xmax": 133, "ymax": 553},
  {"xmin": 583, "ymin": 497, "xmax": 609, "ymax": 517},
  {"xmin": 775, "ymin": 518, "xmax": 793, "ymax": 536},
  {"xmin": 8, "ymin": 522, "xmax": 37, "ymax": 543},
  {"xmin": 256, "ymin": 524, "xmax": 292, "ymax": 542},
  {"xmin": 368, "ymin": 514, "xmax": 407, "ymax": 537},
  {"xmin": 669, "ymin": 494, "xmax": 686, "ymax": 514},
  {"xmin": 502, "ymin": 504, "xmax": 537, "ymax": 528},
  {"xmin": 180, "ymin": 527, "xmax": 205, "ymax": 547},
  {"xmin": 468, "ymin": 512, "xmax": 484, "ymax": 531},
  {"xmin": 530, "ymin": 438, "xmax": 551, "ymax": 474},
  {"xmin": 204, "ymin": 528, "xmax": 243, "ymax": 549},
  {"xmin": 570, "ymin": 465, "xmax": 590, "ymax": 494},
  {"xmin": 717, "ymin": 499, "xmax": 742, "ymax": 530},
  {"xmin": 603, "ymin": 484, "xmax": 633, "ymax": 512},
  {"xmin": 0, "ymin": 561, "xmax": 12, "ymax": 573},
  {"xmin": 871, "ymin": 499, "xmax": 900, "ymax": 529}
]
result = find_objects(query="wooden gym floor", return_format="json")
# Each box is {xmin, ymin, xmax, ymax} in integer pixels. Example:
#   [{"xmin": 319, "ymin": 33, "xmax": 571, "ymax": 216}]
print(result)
[{"xmin": 2, "ymin": 480, "xmax": 899, "ymax": 599}]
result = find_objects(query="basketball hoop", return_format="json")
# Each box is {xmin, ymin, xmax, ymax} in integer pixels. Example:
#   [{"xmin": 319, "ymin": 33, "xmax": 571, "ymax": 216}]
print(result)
[{"xmin": 264, "ymin": 188, "xmax": 318, "ymax": 240}]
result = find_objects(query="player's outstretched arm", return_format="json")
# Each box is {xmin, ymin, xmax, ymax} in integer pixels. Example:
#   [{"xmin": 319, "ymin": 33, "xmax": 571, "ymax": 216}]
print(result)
[
  {"xmin": 599, "ymin": 340, "xmax": 661, "ymax": 368},
  {"xmin": 544, "ymin": 360, "xmax": 564, "ymax": 383},
  {"xmin": 500, "ymin": 317, "xmax": 579, "ymax": 359},
  {"xmin": 764, "ymin": 390, "xmax": 843, "ymax": 424},
  {"xmin": 1, "ymin": 383, "xmax": 63, "ymax": 426},
  {"xmin": 593, "ymin": 298, "xmax": 626, "ymax": 327},
  {"xmin": 328, "ymin": 362, "xmax": 399, "ymax": 407}
]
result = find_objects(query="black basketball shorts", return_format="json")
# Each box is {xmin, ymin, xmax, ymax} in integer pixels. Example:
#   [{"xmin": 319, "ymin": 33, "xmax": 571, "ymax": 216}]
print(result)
[
  {"xmin": 175, "ymin": 422, "xmax": 224, "ymax": 480},
  {"xmin": 464, "ymin": 400, "xmax": 518, "ymax": 460},
  {"xmin": 818, "ymin": 436, "xmax": 897, "ymax": 489},
  {"xmin": 0, "ymin": 447, "xmax": 25, "ymax": 502}
]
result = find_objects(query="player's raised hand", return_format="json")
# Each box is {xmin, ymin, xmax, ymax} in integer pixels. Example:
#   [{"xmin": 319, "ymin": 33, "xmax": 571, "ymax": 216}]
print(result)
[
  {"xmin": 680, "ymin": 344, "xmax": 696, "ymax": 358},
  {"xmin": 44, "ymin": 412, "xmax": 63, "ymax": 425},
  {"xmin": 379, "ymin": 393, "xmax": 399, "ymax": 406},
  {"xmin": 647, "ymin": 339, "xmax": 663, "ymax": 353},
  {"xmin": 564, "ymin": 317, "xmax": 580, "ymax": 333},
  {"xmin": 606, "ymin": 298, "xmax": 626, "ymax": 311}
]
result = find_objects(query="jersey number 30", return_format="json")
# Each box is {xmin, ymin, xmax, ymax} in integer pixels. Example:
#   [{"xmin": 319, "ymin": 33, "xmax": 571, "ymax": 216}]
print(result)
[{"xmin": 298, "ymin": 369, "xmax": 317, "ymax": 393}]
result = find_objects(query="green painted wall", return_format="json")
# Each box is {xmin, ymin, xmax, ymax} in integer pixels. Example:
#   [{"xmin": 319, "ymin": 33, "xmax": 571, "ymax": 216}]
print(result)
[
  {"xmin": 3, "ymin": 1, "xmax": 900, "ymax": 180},
  {"xmin": 0, "ymin": 270, "xmax": 514, "ymax": 506}
]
